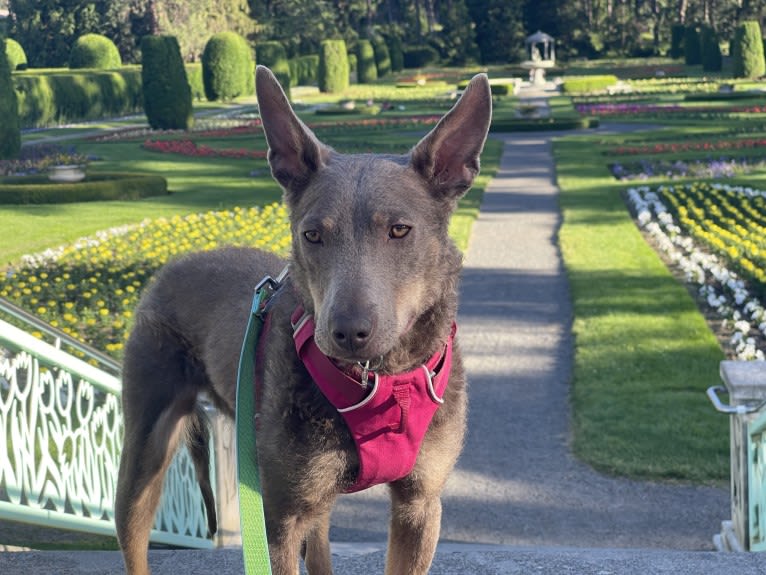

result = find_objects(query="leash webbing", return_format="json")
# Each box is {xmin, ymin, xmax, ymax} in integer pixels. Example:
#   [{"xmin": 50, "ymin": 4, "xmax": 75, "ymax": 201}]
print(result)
[{"xmin": 235, "ymin": 281, "xmax": 274, "ymax": 575}]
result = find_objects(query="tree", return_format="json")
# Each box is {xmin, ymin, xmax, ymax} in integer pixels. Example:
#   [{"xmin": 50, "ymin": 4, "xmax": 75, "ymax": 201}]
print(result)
[
  {"xmin": 0, "ymin": 39, "xmax": 21, "ymax": 159},
  {"xmin": 468, "ymin": 0, "xmax": 524, "ymax": 63},
  {"xmin": 434, "ymin": 0, "xmax": 479, "ymax": 65}
]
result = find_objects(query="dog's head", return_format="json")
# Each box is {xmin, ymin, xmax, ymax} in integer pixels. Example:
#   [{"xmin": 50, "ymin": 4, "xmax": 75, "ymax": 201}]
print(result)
[{"xmin": 256, "ymin": 66, "xmax": 491, "ymax": 366}]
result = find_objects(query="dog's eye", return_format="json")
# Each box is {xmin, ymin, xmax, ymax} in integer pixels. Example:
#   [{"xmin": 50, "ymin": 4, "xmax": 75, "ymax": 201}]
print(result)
[
  {"xmin": 304, "ymin": 230, "xmax": 322, "ymax": 244},
  {"xmin": 389, "ymin": 224, "xmax": 411, "ymax": 239}
]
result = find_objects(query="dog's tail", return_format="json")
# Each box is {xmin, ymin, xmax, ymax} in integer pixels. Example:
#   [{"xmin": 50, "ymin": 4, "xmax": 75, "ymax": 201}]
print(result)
[{"xmin": 185, "ymin": 404, "xmax": 218, "ymax": 537}]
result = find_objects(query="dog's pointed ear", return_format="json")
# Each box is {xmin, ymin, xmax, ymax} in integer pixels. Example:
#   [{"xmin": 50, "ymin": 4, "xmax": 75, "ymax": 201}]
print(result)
[
  {"xmin": 256, "ymin": 65, "xmax": 331, "ymax": 195},
  {"xmin": 410, "ymin": 73, "xmax": 492, "ymax": 200}
]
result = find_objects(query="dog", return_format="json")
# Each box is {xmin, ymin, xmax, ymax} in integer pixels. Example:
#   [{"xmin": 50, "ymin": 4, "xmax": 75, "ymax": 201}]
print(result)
[{"xmin": 115, "ymin": 65, "xmax": 492, "ymax": 575}]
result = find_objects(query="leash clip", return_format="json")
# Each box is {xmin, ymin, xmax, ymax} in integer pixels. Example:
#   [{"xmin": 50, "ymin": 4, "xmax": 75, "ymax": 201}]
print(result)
[{"xmin": 253, "ymin": 265, "xmax": 290, "ymax": 317}]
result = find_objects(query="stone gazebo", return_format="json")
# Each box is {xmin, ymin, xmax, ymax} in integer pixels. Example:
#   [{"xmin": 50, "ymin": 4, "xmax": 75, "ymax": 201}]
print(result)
[{"xmin": 522, "ymin": 30, "xmax": 555, "ymax": 86}]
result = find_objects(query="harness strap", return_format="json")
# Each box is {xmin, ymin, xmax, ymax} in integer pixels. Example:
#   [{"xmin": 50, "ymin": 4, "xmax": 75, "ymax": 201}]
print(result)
[{"xmin": 236, "ymin": 268, "xmax": 288, "ymax": 575}]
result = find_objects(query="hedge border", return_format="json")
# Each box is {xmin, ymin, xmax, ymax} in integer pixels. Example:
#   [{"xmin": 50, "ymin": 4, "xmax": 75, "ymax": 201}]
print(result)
[{"xmin": 0, "ymin": 172, "xmax": 168, "ymax": 204}]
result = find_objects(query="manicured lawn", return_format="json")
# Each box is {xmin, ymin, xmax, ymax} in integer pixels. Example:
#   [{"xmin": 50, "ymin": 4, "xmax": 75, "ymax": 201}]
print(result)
[{"xmin": 555, "ymin": 132, "xmax": 732, "ymax": 482}]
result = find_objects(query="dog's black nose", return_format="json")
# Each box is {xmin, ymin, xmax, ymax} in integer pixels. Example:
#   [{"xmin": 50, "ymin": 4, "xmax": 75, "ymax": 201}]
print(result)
[{"xmin": 331, "ymin": 315, "xmax": 374, "ymax": 352}]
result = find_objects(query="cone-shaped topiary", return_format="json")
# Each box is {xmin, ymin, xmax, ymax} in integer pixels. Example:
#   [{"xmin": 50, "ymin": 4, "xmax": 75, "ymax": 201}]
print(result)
[
  {"xmin": 69, "ymin": 33, "xmax": 122, "ymax": 69},
  {"xmin": 318, "ymin": 39, "xmax": 349, "ymax": 93},
  {"xmin": 0, "ymin": 39, "xmax": 21, "ymax": 159},
  {"xmin": 732, "ymin": 21, "xmax": 766, "ymax": 79},
  {"xmin": 141, "ymin": 36, "xmax": 193, "ymax": 130}
]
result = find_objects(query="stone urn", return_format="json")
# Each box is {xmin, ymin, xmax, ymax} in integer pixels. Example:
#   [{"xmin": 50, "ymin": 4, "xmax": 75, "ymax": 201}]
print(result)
[{"xmin": 48, "ymin": 164, "xmax": 86, "ymax": 183}]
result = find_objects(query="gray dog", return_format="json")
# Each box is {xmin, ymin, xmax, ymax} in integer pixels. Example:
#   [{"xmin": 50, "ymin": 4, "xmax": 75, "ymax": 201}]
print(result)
[{"xmin": 115, "ymin": 66, "xmax": 492, "ymax": 575}]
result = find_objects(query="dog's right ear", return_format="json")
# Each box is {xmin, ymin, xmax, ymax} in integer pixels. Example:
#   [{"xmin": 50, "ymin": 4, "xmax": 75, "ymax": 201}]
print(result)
[{"xmin": 256, "ymin": 65, "xmax": 331, "ymax": 196}]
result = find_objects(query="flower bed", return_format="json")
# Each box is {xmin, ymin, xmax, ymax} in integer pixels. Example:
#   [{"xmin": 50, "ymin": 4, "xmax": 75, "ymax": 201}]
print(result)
[
  {"xmin": 610, "ymin": 137, "xmax": 766, "ymax": 156},
  {"xmin": 626, "ymin": 182, "xmax": 766, "ymax": 360},
  {"xmin": 0, "ymin": 203, "xmax": 290, "ymax": 356},
  {"xmin": 142, "ymin": 139, "xmax": 267, "ymax": 159},
  {"xmin": 576, "ymin": 102, "xmax": 766, "ymax": 117},
  {"xmin": 610, "ymin": 156, "xmax": 766, "ymax": 180}
]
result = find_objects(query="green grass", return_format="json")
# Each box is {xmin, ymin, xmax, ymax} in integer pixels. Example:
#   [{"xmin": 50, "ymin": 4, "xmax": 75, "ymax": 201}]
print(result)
[{"xmin": 555, "ymin": 134, "xmax": 729, "ymax": 483}]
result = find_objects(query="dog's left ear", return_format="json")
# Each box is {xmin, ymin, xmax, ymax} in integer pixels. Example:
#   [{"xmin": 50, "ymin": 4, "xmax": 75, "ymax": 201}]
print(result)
[
  {"xmin": 256, "ymin": 65, "xmax": 331, "ymax": 196},
  {"xmin": 410, "ymin": 74, "xmax": 492, "ymax": 201}
]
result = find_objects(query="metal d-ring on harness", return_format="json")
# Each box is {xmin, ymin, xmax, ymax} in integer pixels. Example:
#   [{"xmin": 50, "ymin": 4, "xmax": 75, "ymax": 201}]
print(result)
[{"xmin": 235, "ymin": 265, "xmax": 289, "ymax": 575}]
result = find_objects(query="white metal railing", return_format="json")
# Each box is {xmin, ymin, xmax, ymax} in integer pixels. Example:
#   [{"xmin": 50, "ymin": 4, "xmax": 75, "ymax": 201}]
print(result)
[{"xmin": 0, "ymin": 305, "xmax": 214, "ymax": 549}]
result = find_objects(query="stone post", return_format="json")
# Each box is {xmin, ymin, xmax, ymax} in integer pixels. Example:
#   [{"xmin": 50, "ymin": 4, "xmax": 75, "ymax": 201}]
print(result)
[
  {"xmin": 714, "ymin": 361, "xmax": 766, "ymax": 551},
  {"xmin": 207, "ymin": 406, "xmax": 242, "ymax": 548}
]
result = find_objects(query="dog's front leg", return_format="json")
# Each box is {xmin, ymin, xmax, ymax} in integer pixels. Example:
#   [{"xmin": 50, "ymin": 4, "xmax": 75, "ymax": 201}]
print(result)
[{"xmin": 385, "ymin": 482, "xmax": 443, "ymax": 575}]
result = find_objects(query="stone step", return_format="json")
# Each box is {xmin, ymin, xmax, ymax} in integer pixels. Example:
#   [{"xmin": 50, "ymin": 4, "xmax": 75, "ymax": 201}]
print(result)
[{"xmin": 2, "ymin": 543, "xmax": 766, "ymax": 574}]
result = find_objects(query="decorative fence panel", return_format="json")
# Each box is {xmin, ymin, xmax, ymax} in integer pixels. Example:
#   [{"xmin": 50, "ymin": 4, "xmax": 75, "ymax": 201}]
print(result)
[{"xmin": 0, "ymin": 315, "xmax": 213, "ymax": 548}]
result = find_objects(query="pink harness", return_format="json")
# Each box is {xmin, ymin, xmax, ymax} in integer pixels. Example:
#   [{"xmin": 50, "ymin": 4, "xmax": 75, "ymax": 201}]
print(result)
[{"xmin": 291, "ymin": 308, "xmax": 455, "ymax": 492}]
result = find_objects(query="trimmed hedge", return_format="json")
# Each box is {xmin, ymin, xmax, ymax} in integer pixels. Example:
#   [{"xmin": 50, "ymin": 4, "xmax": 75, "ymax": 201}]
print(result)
[
  {"xmin": 0, "ymin": 172, "xmax": 168, "ymax": 204},
  {"xmin": 185, "ymin": 63, "xmax": 205, "ymax": 100},
  {"xmin": 458, "ymin": 79, "xmax": 515, "ymax": 95},
  {"xmin": 14, "ymin": 68, "xmax": 143, "ymax": 128},
  {"xmin": 700, "ymin": 26, "xmax": 722, "ymax": 72},
  {"xmin": 403, "ymin": 46, "xmax": 439, "ymax": 68},
  {"xmin": 256, "ymin": 41, "xmax": 291, "ymax": 94},
  {"xmin": 372, "ymin": 37, "xmax": 391, "ymax": 77},
  {"xmin": 683, "ymin": 26, "xmax": 701, "ymax": 66},
  {"xmin": 0, "ymin": 40, "xmax": 21, "ymax": 159},
  {"xmin": 318, "ymin": 39, "xmax": 349, "ymax": 94},
  {"xmin": 141, "ymin": 36, "xmax": 193, "ymax": 130},
  {"xmin": 560, "ymin": 75, "xmax": 618, "ymax": 94},
  {"xmin": 669, "ymin": 24, "xmax": 684, "ymax": 59},
  {"xmin": 69, "ymin": 34, "xmax": 122, "ymax": 70},
  {"xmin": 202, "ymin": 32, "xmax": 254, "ymax": 101},
  {"xmin": 387, "ymin": 35, "xmax": 404, "ymax": 72},
  {"xmin": 490, "ymin": 117, "xmax": 599, "ymax": 133},
  {"xmin": 289, "ymin": 55, "xmax": 319, "ymax": 86},
  {"xmin": 5, "ymin": 38, "xmax": 27, "ymax": 71},
  {"xmin": 732, "ymin": 21, "xmax": 765, "ymax": 79},
  {"xmin": 357, "ymin": 39, "xmax": 377, "ymax": 83}
]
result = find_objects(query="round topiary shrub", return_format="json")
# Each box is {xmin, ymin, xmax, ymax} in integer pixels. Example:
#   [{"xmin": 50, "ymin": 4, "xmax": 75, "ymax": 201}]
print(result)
[
  {"xmin": 5, "ymin": 38, "xmax": 27, "ymax": 71},
  {"xmin": 69, "ymin": 33, "xmax": 122, "ymax": 69},
  {"xmin": 202, "ymin": 32, "xmax": 254, "ymax": 101},
  {"xmin": 256, "ymin": 41, "xmax": 291, "ymax": 94},
  {"xmin": 0, "ymin": 39, "xmax": 20, "ymax": 159},
  {"xmin": 141, "ymin": 35, "xmax": 193, "ymax": 130},
  {"xmin": 357, "ymin": 39, "xmax": 377, "ymax": 84},
  {"xmin": 318, "ymin": 39, "xmax": 349, "ymax": 94},
  {"xmin": 732, "ymin": 20, "xmax": 766, "ymax": 79}
]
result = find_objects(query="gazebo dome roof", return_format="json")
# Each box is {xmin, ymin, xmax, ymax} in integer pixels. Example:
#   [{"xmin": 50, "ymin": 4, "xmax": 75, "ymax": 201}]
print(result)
[{"xmin": 526, "ymin": 30, "xmax": 554, "ymax": 44}]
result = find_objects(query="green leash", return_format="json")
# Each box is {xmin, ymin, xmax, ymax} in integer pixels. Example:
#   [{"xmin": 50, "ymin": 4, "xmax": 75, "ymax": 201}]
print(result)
[{"xmin": 235, "ymin": 268, "xmax": 288, "ymax": 574}]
